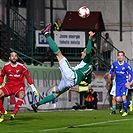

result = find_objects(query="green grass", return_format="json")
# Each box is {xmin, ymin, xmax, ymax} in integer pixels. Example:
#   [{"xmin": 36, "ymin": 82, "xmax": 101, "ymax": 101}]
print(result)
[{"xmin": 0, "ymin": 109, "xmax": 133, "ymax": 133}]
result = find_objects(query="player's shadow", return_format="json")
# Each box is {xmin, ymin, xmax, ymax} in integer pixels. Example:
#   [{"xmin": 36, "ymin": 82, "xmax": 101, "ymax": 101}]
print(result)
[{"xmin": 6, "ymin": 116, "xmax": 40, "ymax": 125}]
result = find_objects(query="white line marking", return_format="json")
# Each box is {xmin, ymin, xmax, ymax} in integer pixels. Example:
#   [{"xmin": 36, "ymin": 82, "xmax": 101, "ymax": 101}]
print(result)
[
  {"xmin": 1, "ymin": 118, "xmax": 132, "ymax": 133},
  {"xmin": 39, "ymin": 118, "xmax": 133, "ymax": 132}
]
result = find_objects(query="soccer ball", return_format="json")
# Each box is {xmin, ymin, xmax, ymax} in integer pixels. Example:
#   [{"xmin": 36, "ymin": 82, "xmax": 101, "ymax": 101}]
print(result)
[{"xmin": 78, "ymin": 6, "xmax": 90, "ymax": 18}]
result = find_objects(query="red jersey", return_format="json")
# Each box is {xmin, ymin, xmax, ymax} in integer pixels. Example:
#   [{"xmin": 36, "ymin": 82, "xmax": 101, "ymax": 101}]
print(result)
[{"xmin": 0, "ymin": 62, "xmax": 33, "ymax": 87}]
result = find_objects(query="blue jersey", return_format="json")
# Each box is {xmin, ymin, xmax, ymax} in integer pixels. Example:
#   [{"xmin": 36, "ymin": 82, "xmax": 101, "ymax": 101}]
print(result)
[
  {"xmin": 109, "ymin": 61, "xmax": 133, "ymax": 97},
  {"xmin": 109, "ymin": 61, "xmax": 133, "ymax": 84}
]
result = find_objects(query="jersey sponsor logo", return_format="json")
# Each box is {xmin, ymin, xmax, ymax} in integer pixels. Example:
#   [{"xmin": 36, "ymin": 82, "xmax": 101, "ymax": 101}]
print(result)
[
  {"xmin": 116, "ymin": 71, "xmax": 125, "ymax": 74},
  {"xmin": 14, "ymin": 74, "xmax": 20, "ymax": 77},
  {"xmin": 9, "ymin": 74, "xmax": 20, "ymax": 77}
]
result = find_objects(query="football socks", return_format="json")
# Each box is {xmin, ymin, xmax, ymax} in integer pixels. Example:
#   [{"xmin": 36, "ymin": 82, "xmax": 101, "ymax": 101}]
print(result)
[{"xmin": 36, "ymin": 93, "xmax": 56, "ymax": 106}]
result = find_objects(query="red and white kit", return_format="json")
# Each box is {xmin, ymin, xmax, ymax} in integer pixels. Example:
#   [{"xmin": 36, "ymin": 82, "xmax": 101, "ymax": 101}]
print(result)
[{"xmin": 0, "ymin": 62, "xmax": 33, "ymax": 96}]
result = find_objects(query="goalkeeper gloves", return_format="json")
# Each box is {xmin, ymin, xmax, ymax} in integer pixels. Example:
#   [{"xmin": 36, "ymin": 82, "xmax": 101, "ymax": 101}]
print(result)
[{"xmin": 30, "ymin": 84, "xmax": 39, "ymax": 96}]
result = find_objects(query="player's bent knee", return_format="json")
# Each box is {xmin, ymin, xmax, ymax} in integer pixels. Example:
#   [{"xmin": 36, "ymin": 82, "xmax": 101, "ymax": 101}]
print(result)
[
  {"xmin": 0, "ymin": 90, "xmax": 4, "ymax": 97},
  {"xmin": 16, "ymin": 91, "xmax": 25, "ymax": 99},
  {"xmin": 56, "ymin": 52, "xmax": 64, "ymax": 61},
  {"xmin": 55, "ymin": 92, "xmax": 59, "ymax": 97},
  {"xmin": 18, "ymin": 94, "xmax": 25, "ymax": 99}
]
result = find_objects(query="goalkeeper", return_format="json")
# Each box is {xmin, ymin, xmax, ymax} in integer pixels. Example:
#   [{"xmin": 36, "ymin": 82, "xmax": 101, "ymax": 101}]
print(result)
[
  {"xmin": 31, "ymin": 23, "xmax": 95, "ymax": 112},
  {"xmin": 0, "ymin": 52, "xmax": 38, "ymax": 122}
]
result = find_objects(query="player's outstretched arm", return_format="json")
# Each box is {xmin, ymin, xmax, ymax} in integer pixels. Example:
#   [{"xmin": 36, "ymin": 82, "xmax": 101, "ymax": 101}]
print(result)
[
  {"xmin": 89, "ymin": 31, "xmax": 95, "ymax": 39},
  {"xmin": 0, "ymin": 69, "xmax": 5, "ymax": 86},
  {"xmin": 86, "ymin": 31, "xmax": 95, "ymax": 55}
]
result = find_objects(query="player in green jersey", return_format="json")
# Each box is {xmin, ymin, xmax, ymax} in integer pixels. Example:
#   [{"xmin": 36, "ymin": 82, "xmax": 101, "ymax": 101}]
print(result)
[{"xmin": 31, "ymin": 23, "xmax": 95, "ymax": 112}]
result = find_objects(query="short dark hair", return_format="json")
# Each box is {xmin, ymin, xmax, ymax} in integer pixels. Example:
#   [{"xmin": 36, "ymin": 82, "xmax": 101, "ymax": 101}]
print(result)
[
  {"xmin": 117, "ymin": 51, "xmax": 125, "ymax": 56},
  {"xmin": 105, "ymin": 32, "xmax": 109, "ymax": 35},
  {"xmin": 9, "ymin": 51, "xmax": 18, "ymax": 57}
]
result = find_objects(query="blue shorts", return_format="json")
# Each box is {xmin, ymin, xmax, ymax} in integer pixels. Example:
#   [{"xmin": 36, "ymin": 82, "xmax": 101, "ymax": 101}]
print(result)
[{"xmin": 116, "ymin": 83, "xmax": 128, "ymax": 97}]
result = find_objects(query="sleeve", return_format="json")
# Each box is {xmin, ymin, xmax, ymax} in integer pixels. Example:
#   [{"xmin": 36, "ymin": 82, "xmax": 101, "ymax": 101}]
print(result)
[
  {"xmin": 126, "ymin": 64, "xmax": 133, "ymax": 82},
  {"xmin": 109, "ymin": 63, "xmax": 115, "ymax": 75},
  {"xmin": 22, "ymin": 65, "xmax": 33, "ymax": 85},
  {"xmin": 86, "ymin": 39, "xmax": 92, "ymax": 54},
  {"xmin": 0, "ymin": 67, "xmax": 5, "ymax": 85},
  {"xmin": 83, "ymin": 39, "xmax": 92, "ymax": 63}
]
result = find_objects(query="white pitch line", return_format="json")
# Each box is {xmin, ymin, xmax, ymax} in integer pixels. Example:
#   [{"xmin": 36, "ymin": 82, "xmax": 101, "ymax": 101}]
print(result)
[
  {"xmin": 39, "ymin": 118, "xmax": 133, "ymax": 132},
  {"xmin": 1, "ymin": 118, "xmax": 132, "ymax": 133}
]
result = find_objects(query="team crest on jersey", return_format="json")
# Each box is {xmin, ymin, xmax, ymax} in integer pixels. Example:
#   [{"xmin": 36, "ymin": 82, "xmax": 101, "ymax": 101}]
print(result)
[{"xmin": 122, "ymin": 67, "xmax": 125, "ymax": 70}]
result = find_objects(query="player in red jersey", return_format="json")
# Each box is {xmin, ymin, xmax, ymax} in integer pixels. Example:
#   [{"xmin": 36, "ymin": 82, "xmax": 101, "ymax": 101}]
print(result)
[{"xmin": 0, "ymin": 52, "xmax": 38, "ymax": 122}]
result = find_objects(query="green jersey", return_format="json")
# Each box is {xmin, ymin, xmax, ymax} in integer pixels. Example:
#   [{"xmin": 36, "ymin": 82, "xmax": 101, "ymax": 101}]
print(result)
[{"xmin": 74, "ymin": 39, "xmax": 93, "ymax": 85}]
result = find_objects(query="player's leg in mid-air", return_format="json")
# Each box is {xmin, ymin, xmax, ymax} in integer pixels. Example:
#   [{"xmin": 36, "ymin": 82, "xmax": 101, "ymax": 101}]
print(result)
[
  {"xmin": 31, "ymin": 24, "xmax": 62, "ymax": 112},
  {"xmin": 41, "ymin": 23, "xmax": 64, "ymax": 62},
  {"xmin": 31, "ymin": 57, "xmax": 76, "ymax": 112},
  {"xmin": 31, "ymin": 72, "xmax": 74, "ymax": 112},
  {"xmin": 31, "ymin": 23, "xmax": 76, "ymax": 112},
  {"xmin": 31, "ymin": 24, "xmax": 95, "ymax": 112}
]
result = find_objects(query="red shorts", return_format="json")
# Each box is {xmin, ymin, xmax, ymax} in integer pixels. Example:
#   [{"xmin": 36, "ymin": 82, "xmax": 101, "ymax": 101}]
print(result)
[{"xmin": 0, "ymin": 84, "xmax": 25, "ymax": 96}]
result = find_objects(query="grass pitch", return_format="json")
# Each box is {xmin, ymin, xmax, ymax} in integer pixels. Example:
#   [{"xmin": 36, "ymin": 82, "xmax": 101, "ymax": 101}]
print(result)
[{"xmin": 0, "ymin": 109, "xmax": 133, "ymax": 133}]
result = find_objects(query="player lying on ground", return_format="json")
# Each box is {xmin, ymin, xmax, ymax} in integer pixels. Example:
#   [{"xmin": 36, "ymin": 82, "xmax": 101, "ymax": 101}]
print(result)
[
  {"xmin": 0, "ymin": 52, "xmax": 38, "ymax": 122},
  {"xmin": 31, "ymin": 23, "xmax": 95, "ymax": 112}
]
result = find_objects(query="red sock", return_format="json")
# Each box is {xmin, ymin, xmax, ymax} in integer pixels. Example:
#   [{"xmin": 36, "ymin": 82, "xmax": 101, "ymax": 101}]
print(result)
[
  {"xmin": 13, "ymin": 99, "xmax": 23, "ymax": 115},
  {"xmin": 0, "ymin": 98, "xmax": 5, "ymax": 114}
]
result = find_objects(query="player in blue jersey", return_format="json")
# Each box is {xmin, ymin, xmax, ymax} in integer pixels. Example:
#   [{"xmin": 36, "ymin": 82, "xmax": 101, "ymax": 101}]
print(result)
[
  {"xmin": 108, "ymin": 51, "xmax": 133, "ymax": 116},
  {"xmin": 31, "ymin": 23, "xmax": 95, "ymax": 112}
]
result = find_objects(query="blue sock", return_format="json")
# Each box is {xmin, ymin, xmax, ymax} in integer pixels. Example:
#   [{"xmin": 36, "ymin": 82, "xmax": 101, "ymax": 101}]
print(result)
[{"xmin": 123, "ymin": 100, "xmax": 130, "ymax": 113}]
